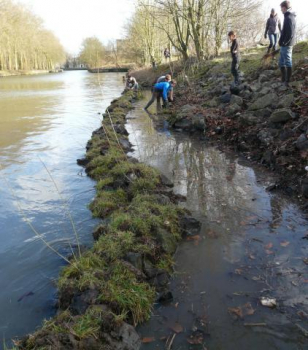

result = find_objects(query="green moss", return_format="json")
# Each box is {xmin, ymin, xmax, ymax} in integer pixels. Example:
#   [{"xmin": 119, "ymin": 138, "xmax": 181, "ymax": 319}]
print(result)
[
  {"xmin": 98, "ymin": 261, "xmax": 155, "ymax": 324},
  {"xmin": 156, "ymin": 254, "xmax": 174, "ymax": 273},
  {"xmin": 94, "ymin": 230, "xmax": 136, "ymax": 260},
  {"xmin": 89, "ymin": 188, "xmax": 128, "ymax": 217},
  {"xmin": 71, "ymin": 308, "xmax": 101, "ymax": 340},
  {"xmin": 111, "ymin": 162, "xmax": 160, "ymax": 188},
  {"xmin": 96, "ymin": 177, "xmax": 115, "ymax": 190},
  {"xmin": 58, "ymin": 252, "xmax": 106, "ymax": 288},
  {"xmin": 89, "ymin": 149, "xmax": 127, "ymax": 179},
  {"xmin": 131, "ymin": 194, "xmax": 183, "ymax": 238},
  {"xmin": 109, "ymin": 212, "xmax": 152, "ymax": 236},
  {"xmin": 42, "ymin": 311, "xmax": 71, "ymax": 334},
  {"xmin": 293, "ymin": 40, "xmax": 308, "ymax": 61},
  {"xmin": 111, "ymin": 107, "xmax": 126, "ymax": 115}
]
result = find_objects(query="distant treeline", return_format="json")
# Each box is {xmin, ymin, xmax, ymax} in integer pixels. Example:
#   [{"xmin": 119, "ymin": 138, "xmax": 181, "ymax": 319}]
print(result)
[{"xmin": 0, "ymin": 0, "xmax": 65, "ymax": 71}]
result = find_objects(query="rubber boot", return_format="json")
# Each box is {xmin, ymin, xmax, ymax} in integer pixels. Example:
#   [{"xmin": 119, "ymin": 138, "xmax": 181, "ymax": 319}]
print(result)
[
  {"xmin": 285, "ymin": 67, "xmax": 292, "ymax": 86},
  {"xmin": 280, "ymin": 67, "xmax": 286, "ymax": 83},
  {"xmin": 267, "ymin": 47, "xmax": 271, "ymax": 54}
]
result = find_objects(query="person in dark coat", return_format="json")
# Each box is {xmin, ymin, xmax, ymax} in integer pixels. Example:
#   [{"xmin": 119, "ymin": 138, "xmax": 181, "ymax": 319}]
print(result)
[
  {"xmin": 279, "ymin": 1, "xmax": 296, "ymax": 85},
  {"xmin": 164, "ymin": 48, "xmax": 171, "ymax": 60},
  {"xmin": 264, "ymin": 9, "xmax": 282, "ymax": 53},
  {"xmin": 228, "ymin": 31, "xmax": 240, "ymax": 86}
]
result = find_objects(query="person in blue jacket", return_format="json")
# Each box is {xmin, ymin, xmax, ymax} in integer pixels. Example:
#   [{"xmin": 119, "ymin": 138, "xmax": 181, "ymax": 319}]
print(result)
[{"xmin": 144, "ymin": 80, "xmax": 176, "ymax": 111}]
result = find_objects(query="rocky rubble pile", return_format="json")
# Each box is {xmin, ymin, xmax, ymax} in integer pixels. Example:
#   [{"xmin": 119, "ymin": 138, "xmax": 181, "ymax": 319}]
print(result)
[{"xmin": 169, "ymin": 57, "xmax": 308, "ymax": 202}]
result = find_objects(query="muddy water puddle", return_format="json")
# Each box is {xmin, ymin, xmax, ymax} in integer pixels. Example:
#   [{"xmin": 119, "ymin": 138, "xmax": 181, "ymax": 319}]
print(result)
[{"xmin": 126, "ymin": 95, "xmax": 308, "ymax": 350}]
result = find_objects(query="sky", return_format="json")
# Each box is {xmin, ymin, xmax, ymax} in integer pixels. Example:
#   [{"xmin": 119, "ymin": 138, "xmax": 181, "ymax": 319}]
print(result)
[
  {"xmin": 18, "ymin": 0, "xmax": 136, "ymax": 54},
  {"xmin": 18, "ymin": 0, "xmax": 308, "ymax": 55}
]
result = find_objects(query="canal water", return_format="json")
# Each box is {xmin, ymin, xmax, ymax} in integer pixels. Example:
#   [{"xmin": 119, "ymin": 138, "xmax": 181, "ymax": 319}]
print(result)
[
  {"xmin": 127, "ymin": 95, "xmax": 308, "ymax": 349},
  {"xmin": 1, "ymin": 77, "xmax": 307, "ymax": 349},
  {"xmin": 0, "ymin": 71, "xmax": 124, "ymax": 347}
]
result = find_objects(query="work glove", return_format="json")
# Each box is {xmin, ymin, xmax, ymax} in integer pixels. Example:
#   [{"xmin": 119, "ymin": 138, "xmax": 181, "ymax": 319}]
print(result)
[{"xmin": 264, "ymin": 34, "xmax": 267, "ymax": 39}]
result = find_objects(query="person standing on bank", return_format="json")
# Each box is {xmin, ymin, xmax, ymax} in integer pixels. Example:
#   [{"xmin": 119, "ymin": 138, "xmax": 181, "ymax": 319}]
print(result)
[
  {"xmin": 228, "ymin": 31, "xmax": 240, "ymax": 86},
  {"xmin": 279, "ymin": 0, "xmax": 296, "ymax": 86},
  {"xmin": 264, "ymin": 9, "xmax": 282, "ymax": 53}
]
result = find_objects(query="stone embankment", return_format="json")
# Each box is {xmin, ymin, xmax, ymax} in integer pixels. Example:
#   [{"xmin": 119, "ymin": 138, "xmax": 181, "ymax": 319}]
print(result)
[
  {"xmin": 16, "ymin": 91, "xmax": 200, "ymax": 349},
  {"xmin": 167, "ymin": 42, "xmax": 308, "ymax": 204}
]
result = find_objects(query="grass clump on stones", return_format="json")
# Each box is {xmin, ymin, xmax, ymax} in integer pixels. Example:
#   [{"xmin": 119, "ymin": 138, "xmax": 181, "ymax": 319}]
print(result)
[{"xmin": 16, "ymin": 90, "xmax": 191, "ymax": 349}]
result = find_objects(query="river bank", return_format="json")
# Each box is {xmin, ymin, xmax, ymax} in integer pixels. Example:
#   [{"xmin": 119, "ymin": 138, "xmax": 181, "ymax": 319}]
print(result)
[
  {"xmin": 134, "ymin": 41, "xmax": 308, "ymax": 205},
  {"xmin": 0, "ymin": 70, "xmax": 60, "ymax": 77},
  {"xmin": 15, "ymin": 90, "xmax": 199, "ymax": 349}
]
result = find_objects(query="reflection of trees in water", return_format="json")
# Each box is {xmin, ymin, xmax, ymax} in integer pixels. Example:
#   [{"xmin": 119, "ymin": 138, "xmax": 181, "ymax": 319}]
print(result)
[
  {"xmin": 128, "ymin": 113, "xmax": 274, "ymax": 233},
  {"xmin": 179, "ymin": 141, "xmax": 258, "ymax": 230},
  {"xmin": 129, "ymin": 109, "xmax": 292, "ymax": 238}
]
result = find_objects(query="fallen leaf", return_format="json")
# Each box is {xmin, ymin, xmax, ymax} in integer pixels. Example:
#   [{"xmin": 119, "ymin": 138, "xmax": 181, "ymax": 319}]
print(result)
[
  {"xmin": 265, "ymin": 242, "xmax": 273, "ymax": 249},
  {"xmin": 206, "ymin": 230, "xmax": 219, "ymax": 239},
  {"xmin": 280, "ymin": 241, "xmax": 290, "ymax": 247},
  {"xmin": 228, "ymin": 306, "xmax": 243, "ymax": 319},
  {"xmin": 228, "ymin": 303, "xmax": 255, "ymax": 319},
  {"xmin": 303, "ymin": 258, "xmax": 308, "ymax": 265},
  {"xmin": 235, "ymin": 269, "xmax": 243, "ymax": 275},
  {"xmin": 187, "ymin": 235, "xmax": 201, "ymax": 241},
  {"xmin": 249, "ymin": 254, "xmax": 256, "ymax": 260},
  {"xmin": 170, "ymin": 323, "xmax": 184, "ymax": 334},
  {"xmin": 142, "ymin": 337, "xmax": 155, "ymax": 343},
  {"xmin": 186, "ymin": 331, "xmax": 204, "ymax": 345},
  {"xmin": 244, "ymin": 303, "xmax": 256, "ymax": 316},
  {"xmin": 265, "ymin": 250, "xmax": 274, "ymax": 255}
]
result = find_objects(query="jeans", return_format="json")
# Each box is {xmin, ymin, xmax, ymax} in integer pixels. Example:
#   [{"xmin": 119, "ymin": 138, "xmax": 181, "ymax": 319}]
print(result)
[
  {"xmin": 279, "ymin": 46, "xmax": 293, "ymax": 68},
  {"xmin": 145, "ymin": 89, "xmax": 163, "ymax": 110},
  {"xmin": 268, "ymin": 33, "xmax": 278, "ymax": 50},
  {"xmin": 231, "ymin": 57, "xmax": 240, "ymax": 84}
]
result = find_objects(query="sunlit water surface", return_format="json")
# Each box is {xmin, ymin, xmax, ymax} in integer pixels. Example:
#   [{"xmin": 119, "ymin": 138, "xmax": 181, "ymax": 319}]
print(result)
[{"xmin": 0, "ymin": 71, "xmax": 124, "ymax": 346}]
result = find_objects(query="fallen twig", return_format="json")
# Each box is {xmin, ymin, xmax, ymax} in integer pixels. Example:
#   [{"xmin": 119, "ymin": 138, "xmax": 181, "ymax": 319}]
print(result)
[{"xmin": 166, "ymin": 333, "xmax": 176, "ymax": 350}]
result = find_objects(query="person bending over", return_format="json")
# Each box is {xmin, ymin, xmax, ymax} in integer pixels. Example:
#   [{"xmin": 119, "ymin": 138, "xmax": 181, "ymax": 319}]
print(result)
[
  {"xmin": 126, "ymin": 75, "xmax": 139, "ymax": 90},
  {"xmin": 156, "ymin": 74, "xmax": 174, "ymax": 103},
  {"xmin": 144, "ymin": 80, "xmax": 176, "ymax": 111}
]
